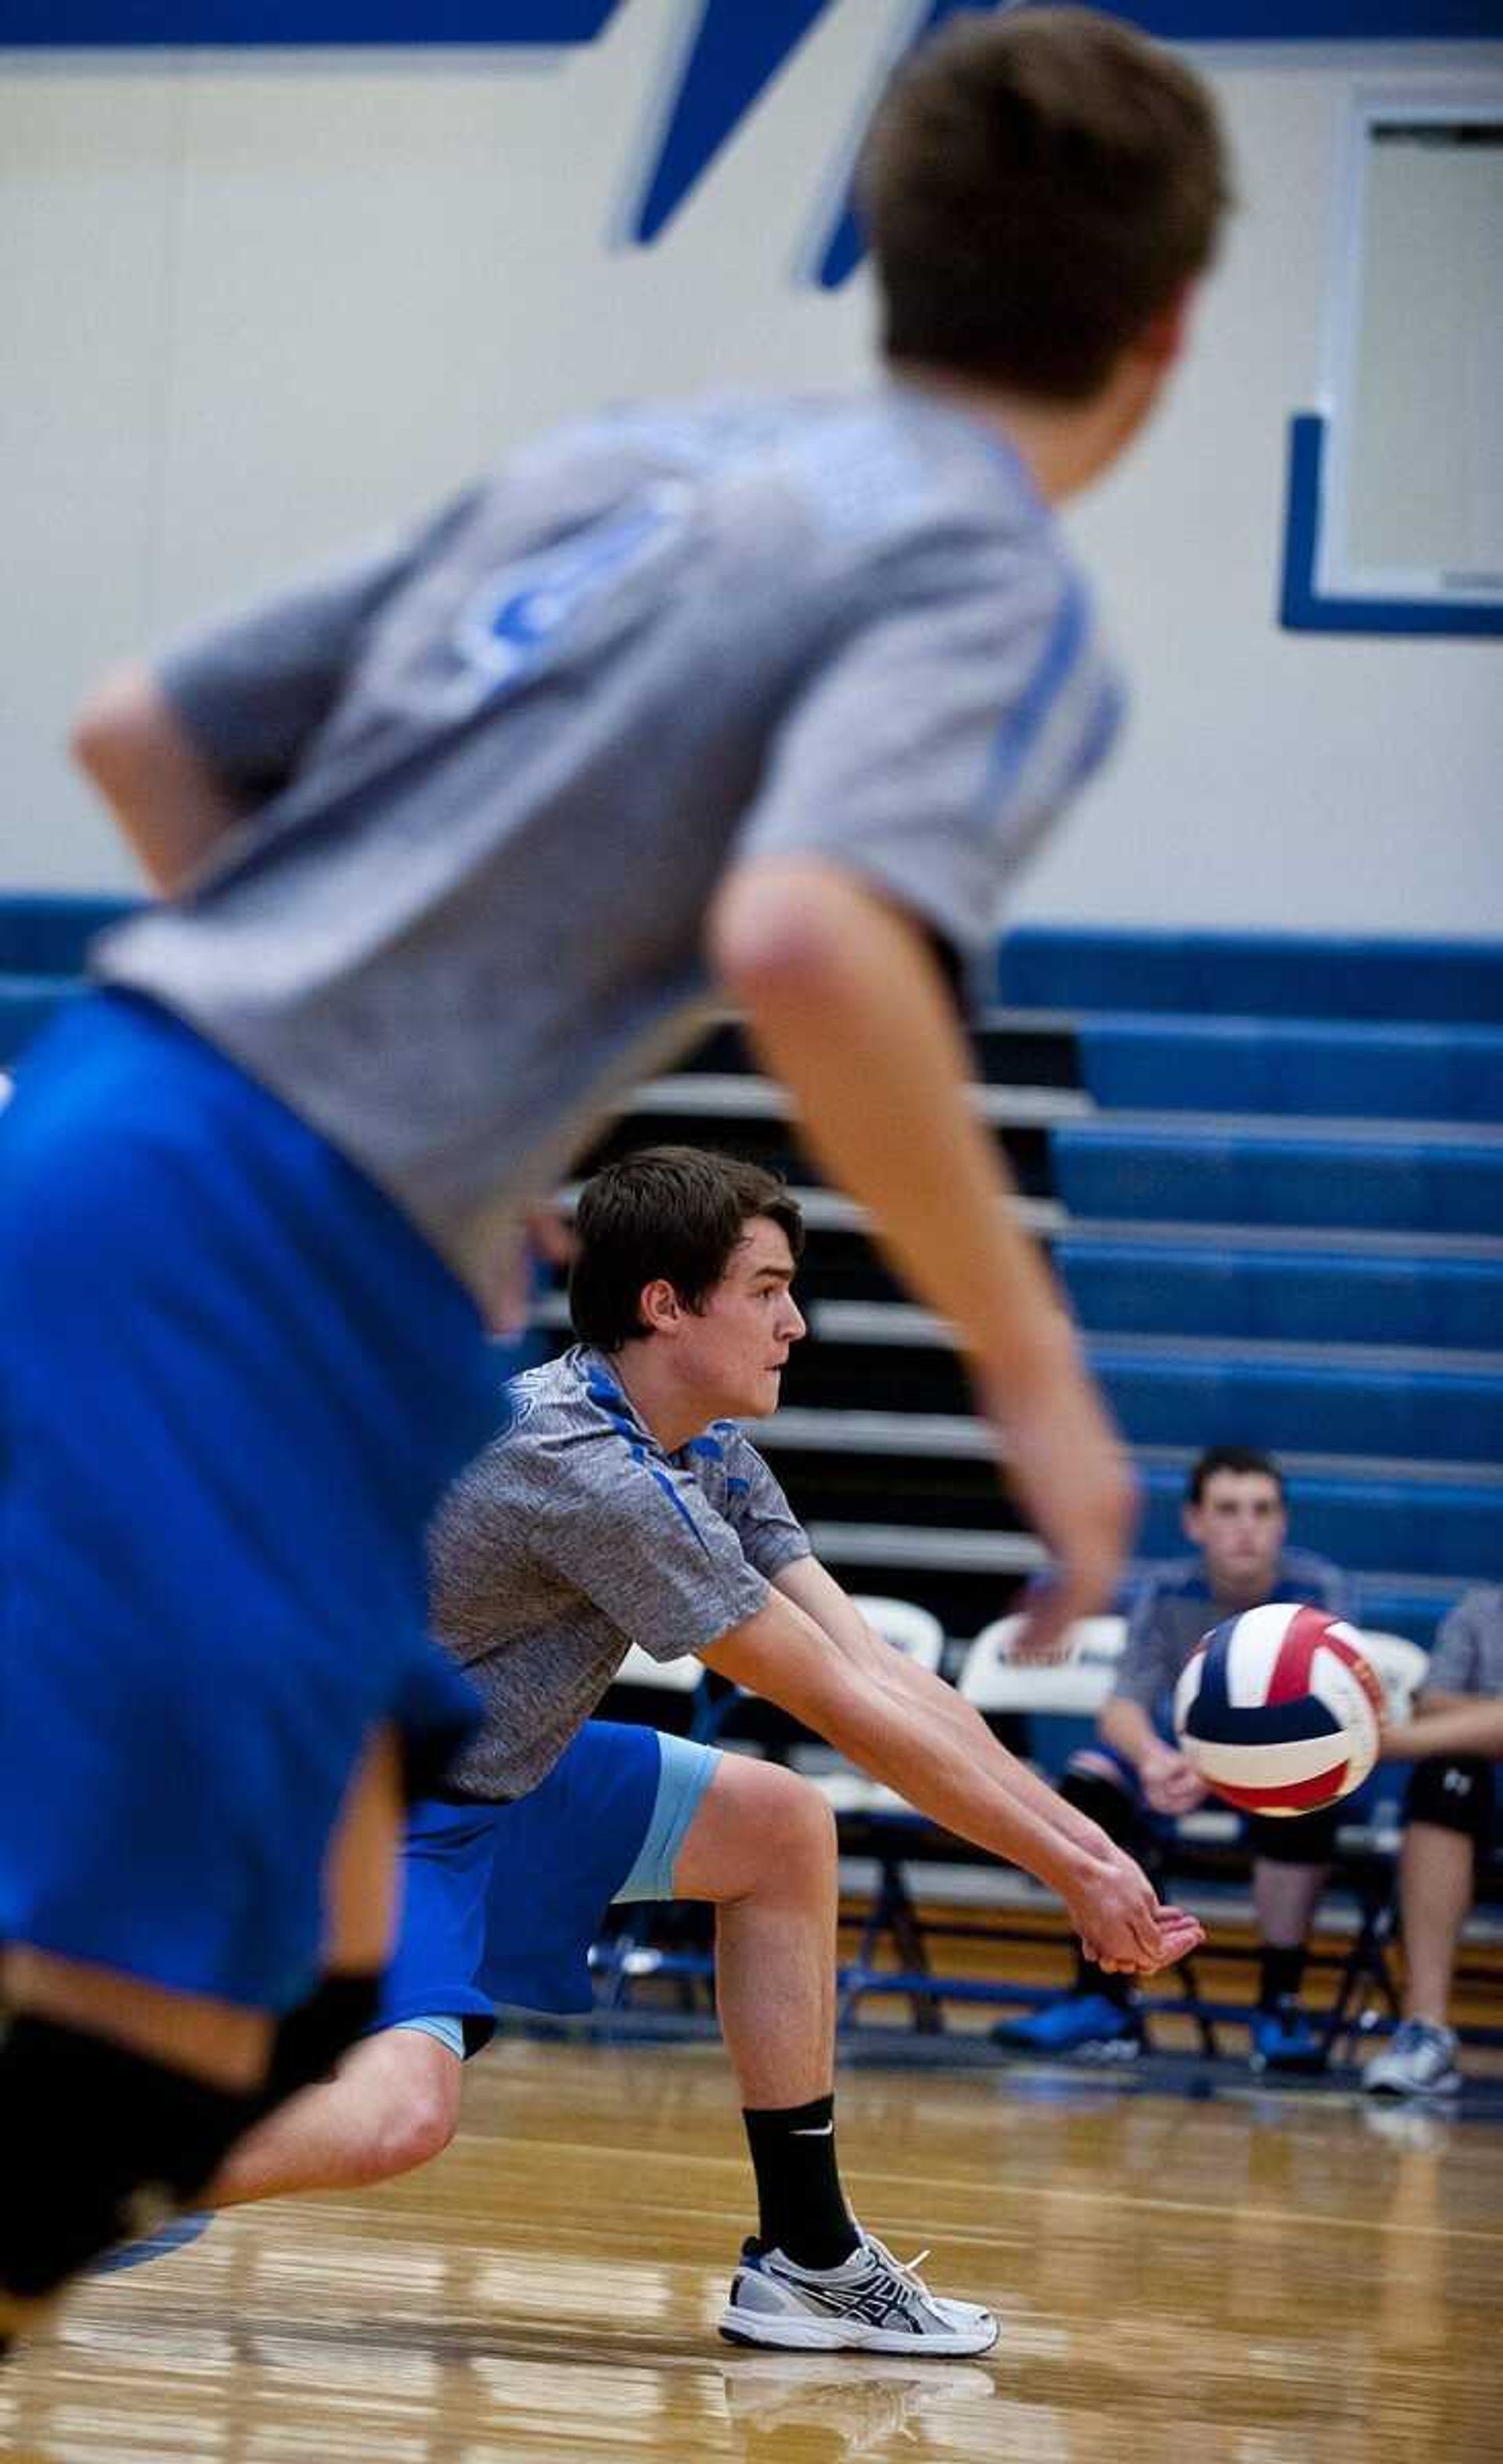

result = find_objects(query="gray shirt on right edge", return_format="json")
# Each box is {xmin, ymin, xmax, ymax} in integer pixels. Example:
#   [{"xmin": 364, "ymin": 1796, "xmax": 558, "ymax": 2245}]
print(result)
[
  {"xmin": 96, "ymin": 387, "xmax": 1121, "ymax": 1298},
  {"xmin": 1424, "ymin": 1586, "xmax": 1503, "ymax": 1701},
  {"xmin": 430, "ymin": 1345, "xmax": 812, "ymax": 1800}
]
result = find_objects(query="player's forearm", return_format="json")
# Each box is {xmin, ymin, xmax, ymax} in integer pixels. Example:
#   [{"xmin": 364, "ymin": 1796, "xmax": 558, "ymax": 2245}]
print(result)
[
  {"xmin": 71, "ymin": 662, "xmax": 242, "ymax": 897},
  {"xmin": 816, "ymin": 1659, "xmax": 1115, "ymax": 1897},
  {"xmin": 708, "ymin": 860, "xmax": 1081, "ymax": 1396},
  {"xmin": 773, "ymin": 1562, "xmax": 1119, "ymax": 1863},
  {"xmin": 879, "ymin": 1648, "xmax": 1135, "ymax": 1858}
]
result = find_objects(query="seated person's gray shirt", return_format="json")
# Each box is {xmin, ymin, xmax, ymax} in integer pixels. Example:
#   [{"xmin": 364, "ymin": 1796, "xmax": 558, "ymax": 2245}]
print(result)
[{"xmin": 430, "ymin": 1345, "xmax": 810, "ymax": 1800}]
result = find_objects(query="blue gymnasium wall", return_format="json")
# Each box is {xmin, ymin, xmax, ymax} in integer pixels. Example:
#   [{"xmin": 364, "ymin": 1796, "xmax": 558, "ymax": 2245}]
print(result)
[{"xmin": 2, "ymin": 2, "xmax": 1498, "ymax": 926}]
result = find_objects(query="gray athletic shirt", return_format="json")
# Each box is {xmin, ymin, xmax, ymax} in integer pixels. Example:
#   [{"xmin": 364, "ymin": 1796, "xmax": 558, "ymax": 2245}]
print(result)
[
  {"xmin": 1425, "ymin": 1586, "xmax": 1503, "ymax": 1700},
  {"xmin": 429, "ymin": 1345, "xmax": 811, "ymax": 1799},
  {"xmin": 1112, "ymin": 1550, "xmax": 1352, "ymax": 1714},
  {"xmin": 96, "ymin": 387, "xmax": 1121, "ymax": 1296}
]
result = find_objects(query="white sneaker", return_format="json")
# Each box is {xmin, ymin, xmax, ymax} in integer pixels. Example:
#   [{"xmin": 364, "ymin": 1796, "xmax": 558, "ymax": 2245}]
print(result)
[
  {"xmin": 1362, "ymin": 2018, "xmax": 1462, "ymax": 2098},
  {"xmin": 719, "ymin": 2231, "xmax": 999, "ymax": 2356}
]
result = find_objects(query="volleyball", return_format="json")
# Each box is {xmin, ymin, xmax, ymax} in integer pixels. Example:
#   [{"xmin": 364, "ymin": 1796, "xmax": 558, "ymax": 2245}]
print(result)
[{"xmin": 1173, "ymin": 1604, "xmax": 1386, "ymax": 1817}]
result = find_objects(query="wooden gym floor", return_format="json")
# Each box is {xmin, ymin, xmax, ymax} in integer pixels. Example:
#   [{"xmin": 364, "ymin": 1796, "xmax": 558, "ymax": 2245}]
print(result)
[{"xmin": 3, "ymin": 2035, "xmax": 1501, "ymax": 2464}]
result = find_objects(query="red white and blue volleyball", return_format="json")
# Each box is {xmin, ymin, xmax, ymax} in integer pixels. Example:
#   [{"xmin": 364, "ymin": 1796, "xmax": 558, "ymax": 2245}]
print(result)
[{"xmin": 1173, "ymin": 1604, "xmax": 1386, "ymax": 1817}]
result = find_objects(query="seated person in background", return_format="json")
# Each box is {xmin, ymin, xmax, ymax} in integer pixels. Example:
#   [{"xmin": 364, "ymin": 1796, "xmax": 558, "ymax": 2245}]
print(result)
[
  {"xmin": 192, "ymin": 1149, "xmax": 1199, "ymax": 2356},
  {"xmin": 998, "ymin": 1446, "xmax": 1349, "ymax": 2071},
  {"xmin": 1363, "ymin": 1583, "xmax": 1503, "ymax": 2099}
]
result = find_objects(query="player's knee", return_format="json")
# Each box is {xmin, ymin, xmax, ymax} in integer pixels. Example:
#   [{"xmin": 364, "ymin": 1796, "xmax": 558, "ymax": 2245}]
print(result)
[
  {"xmin": 744, "ymin": 1762, "xmax": 838, "ymax": 1884},
  {"xmin": 360, "ymin": 2051, "xmax": 461, "ymax": 2181},
  {"xmin": 366, "ymin": 2096, "xmax": 456, "ymax": 2181}
]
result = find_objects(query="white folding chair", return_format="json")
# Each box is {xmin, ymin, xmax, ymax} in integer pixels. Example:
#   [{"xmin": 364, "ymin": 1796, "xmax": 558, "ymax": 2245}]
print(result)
[
  {"xmin": 1354, "ymin": 1629, "xmax": 1430, "ymax": 1721},
  {"xmin": 957, "ymin": 1615, "xmax": 1122, "ymax": 1719},
  {"xmin": 849, "ymin": 1594, "xmax": 946, "ymax": 1673},
  {"xmin": 614, "ymin": 1642, "xmax": 704, "ymax": 1695},
  {"xmin": 794, "ymin": 1599, "xmax": 943, "ymax": 1806}
]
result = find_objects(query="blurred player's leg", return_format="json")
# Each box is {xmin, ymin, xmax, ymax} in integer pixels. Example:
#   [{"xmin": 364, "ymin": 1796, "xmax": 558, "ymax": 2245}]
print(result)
[
  {"xmin": 254, "ymin": 1727, "xmax": 407, "ymax": 2119},
  {"xmin": 0, "ymin": 1734, "xmax": 408, "ymax": 2328},
  {"xmin": 0, "ymin": 1958, "xmax": 272, "ymax": 2336},
  {"xmin": 211, "ymin": 2026, "xmax": 462, "ymax": 2206}
]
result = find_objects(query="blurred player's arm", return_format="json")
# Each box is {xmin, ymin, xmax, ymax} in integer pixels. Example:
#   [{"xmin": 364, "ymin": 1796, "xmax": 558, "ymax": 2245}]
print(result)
[
  {"xmin": 73, "ymin": 481, "xmax": 483, "ymax": 896},
  {"xmin": 1380, "ymin": 1697, "xmax": 1503, "ymax": 1760},
  {"xmin": 701, "ymin": 1582, "xmax": 1201, "ymax": 1976},
  {"xmin": 709, "ymin": 859, "xmax": 1133, "ymax": 1660},
  {"xmin": 72, "ymin": 665, "xmax": 243, "ymax": 897}
]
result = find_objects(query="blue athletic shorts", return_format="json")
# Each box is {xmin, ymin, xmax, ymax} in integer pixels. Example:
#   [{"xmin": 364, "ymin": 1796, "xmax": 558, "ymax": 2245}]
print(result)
[
  {"xmin": 0, "ymin": 991, "xmax": 504, "ymax": 2012},
  {"xmin": 383, "ymin": 1721, "xmax": 721, "ymax": 2056}
]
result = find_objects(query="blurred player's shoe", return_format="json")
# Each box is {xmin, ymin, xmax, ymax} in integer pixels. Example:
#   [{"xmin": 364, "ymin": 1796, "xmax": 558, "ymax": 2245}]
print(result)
[
  {"xmin": 992, "ymin": 1991, "xmax": 1142, "ymax": 2061},
  {"xmin": 1362, "ymin": 2018, "xmax": 1462, "ymax": 2098},
  {"xmin": 719, "ymin": 2231, "xmax": 998, "ymax": 2355},
  {"xmin": 89, "ymin": 2213, "xmax": 211, "ymax": 2273},
  {"xmin": 1248, "ymin": 1997, "xmax": 1324, "ymax": 2075}
]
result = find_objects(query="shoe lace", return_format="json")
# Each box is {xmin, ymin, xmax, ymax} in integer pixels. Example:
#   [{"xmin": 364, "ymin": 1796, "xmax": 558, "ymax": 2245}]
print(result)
[{"xmin": 862, "ymin": 2233, "xmax": 934, "ymax": 2294}]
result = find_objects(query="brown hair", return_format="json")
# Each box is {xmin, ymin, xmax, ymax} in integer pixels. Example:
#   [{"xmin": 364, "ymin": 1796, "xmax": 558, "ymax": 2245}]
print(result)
[
  {"xmin": 1187, "ymin": 1446, "xmax": 1286, "ymax": 1508},
  {"xmin": 857, "ymin": 6, "xmax": 1231, "ymax": 402},
  {"xmin": 569, "ymin": 1147, "xmax": 805, "ymax": 1353}
]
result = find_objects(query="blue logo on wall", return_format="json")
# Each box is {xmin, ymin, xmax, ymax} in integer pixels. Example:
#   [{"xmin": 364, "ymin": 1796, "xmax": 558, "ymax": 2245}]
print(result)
[{"xmin": 11, "ymin": 0, "xmax": 1499, "ymax": 289}]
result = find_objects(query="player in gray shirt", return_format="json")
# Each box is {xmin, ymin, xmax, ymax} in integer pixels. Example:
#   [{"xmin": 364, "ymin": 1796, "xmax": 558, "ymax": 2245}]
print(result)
[
  {"xmin": 1364, "ymin": 1585, "xmax": 1503, "ymax": 2096},
  {"xmin": 1000, "ymin": 1446, "xmax": 1353, "ymax": 2070},
  {"xmin": 0, "ymin": 9, "xmax": 1230, "ymax": 2324},
  {"xmin": 197, "ymin": 1150, "xmax": 1202, "ymax": 2353}
]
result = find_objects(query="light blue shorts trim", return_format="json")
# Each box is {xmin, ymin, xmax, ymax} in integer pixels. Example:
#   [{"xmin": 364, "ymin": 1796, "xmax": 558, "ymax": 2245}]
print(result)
[
  {"xmin": 398, "ymin": 2014, "xmax": 467, "ymax": 2058},
  {"xmin": 615, "ymin": 1730, "xmax": 721, "ymax": 1903},
  {"xmin": 389, "ymin": 1724, "xmax": 724, "ymax": 2050}
]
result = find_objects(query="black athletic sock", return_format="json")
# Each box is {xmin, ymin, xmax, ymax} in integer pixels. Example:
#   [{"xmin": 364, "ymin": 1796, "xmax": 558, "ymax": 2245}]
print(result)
[
  {"xmin": 741, "ymin": 2094, "xmax": 859, "ymax": 2271},
  {"xmin": 1259, "ymin": 1943, "xmax": 1307, "ymax": 2010}
]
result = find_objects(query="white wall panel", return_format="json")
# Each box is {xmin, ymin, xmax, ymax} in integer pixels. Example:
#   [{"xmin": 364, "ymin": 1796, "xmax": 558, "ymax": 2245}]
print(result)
[
  {"xmin": 0, "ymin": 73, "xmax": 182, "ymax": 882},
  {"xmin": 2, "ymin": 13, "xmax": 1498, "ymax": 934}
]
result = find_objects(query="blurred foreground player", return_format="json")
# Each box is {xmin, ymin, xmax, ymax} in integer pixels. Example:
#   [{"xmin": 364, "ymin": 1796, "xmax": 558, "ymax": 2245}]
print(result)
[
  {"xmin": 196, "ymin": 1152, "xmax": 1203, "ymax": 2354},
  {"xmin": 0, "ymin": 8, "xmax": 1229, "ymax": 2328}
]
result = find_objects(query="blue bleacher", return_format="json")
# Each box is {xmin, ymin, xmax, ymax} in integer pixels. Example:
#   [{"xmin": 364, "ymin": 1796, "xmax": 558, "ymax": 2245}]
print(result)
[
  {"xmin": 1076, "ymin": 1016, "xmax": 1503, "ymax": 1123},
  {"xmin": 1000, "ymin": 924, "xmax": 1503, "ymax": 1024},
  {"xmin": 4, "ymin": 892, "xmax": 1498, "ymax": 1706},
  {"xmin": 1058, "ymin": 1240, "xmax": 1503, "ymax": 1353},
  {"xmin": 1134, "ymin": 1466, "xmax": 1496, "ymax": 1585},
  {"xmin": 1091, "ymin": 1346, "xmax": 1502, "ymax": 1468},
  {"xmin": 0, "ymin": 892, "xmax": 137, "ymax": 976},
  {"xmin": 1054, "ymin": 1121, "xmax": 1503, "ymax": 1237}
]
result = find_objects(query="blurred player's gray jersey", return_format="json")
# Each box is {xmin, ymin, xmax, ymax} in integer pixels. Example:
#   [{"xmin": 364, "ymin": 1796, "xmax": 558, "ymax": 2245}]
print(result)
[{"xmin": 99, "ymin": 388, "xmax": 1121, "ymax": 1293}]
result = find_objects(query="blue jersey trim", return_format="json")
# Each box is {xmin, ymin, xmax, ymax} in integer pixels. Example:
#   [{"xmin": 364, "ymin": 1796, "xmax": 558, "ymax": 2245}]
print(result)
[
  {"xmin": 984, "ymin": 575, "xmax": 1089, "ymax": 818},
  {"xmin": 585, "ymin": 1361, "xmax": 715, "ymax": 1559}
]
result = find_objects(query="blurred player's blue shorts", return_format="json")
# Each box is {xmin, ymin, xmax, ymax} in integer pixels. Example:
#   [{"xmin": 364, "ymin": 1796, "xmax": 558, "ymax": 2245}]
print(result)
[
  {"xmin": 0, "ymin": 990, "xmax": 505, "ymax": 2012},
  {"xmin": 384, "ymin": 1722, "xmax": 721, "ymax": 2055}
]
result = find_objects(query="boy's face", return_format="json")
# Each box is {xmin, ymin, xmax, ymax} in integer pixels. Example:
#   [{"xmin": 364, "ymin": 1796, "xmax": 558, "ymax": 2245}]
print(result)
[
  {"xmin": 1183, "ymin": 1470, "xmax": 1288, "ymax": 1605},
  {"xmin": 670, "ymin": 1214, "xmax": 806, "ymax": 1423}
]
